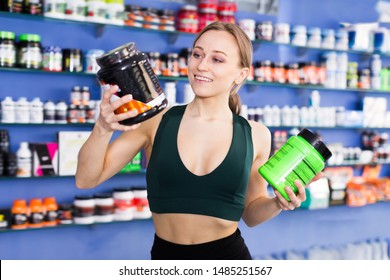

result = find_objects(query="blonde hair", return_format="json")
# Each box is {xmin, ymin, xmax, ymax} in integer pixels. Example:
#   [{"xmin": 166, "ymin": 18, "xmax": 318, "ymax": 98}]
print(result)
[{"xmin": 192, "ymin": 22, "xmax": 253, "ymax": 115}]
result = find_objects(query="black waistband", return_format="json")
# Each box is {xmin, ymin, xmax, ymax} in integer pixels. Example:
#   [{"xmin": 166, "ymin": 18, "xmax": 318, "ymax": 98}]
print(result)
[{"xmin": 151, "ymin": 228, "xmax": 252, "ymax": 260}]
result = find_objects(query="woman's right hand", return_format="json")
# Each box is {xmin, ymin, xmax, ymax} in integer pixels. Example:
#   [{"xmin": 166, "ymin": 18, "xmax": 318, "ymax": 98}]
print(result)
[{"xmin": 97, "ymin": 85, "xmax": 141, "ymax": 133}]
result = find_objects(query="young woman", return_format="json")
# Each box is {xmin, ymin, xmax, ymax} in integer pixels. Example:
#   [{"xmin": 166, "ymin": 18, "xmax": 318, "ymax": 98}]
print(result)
[{"xmin": 76, "ymin": 21, "xmax": 317, "ymax": 260}]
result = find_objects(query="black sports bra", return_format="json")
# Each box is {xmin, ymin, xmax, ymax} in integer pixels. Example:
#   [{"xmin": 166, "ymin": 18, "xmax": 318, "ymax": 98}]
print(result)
[{"xmin": 146, "ymin": 105, "xmax": 254, "ymax": 221}]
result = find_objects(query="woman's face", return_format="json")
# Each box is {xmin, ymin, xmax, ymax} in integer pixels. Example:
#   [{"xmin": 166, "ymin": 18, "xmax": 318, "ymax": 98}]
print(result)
[{"xmin": 188, "ymin": 30, "xmax": 247, "ymax": 99}]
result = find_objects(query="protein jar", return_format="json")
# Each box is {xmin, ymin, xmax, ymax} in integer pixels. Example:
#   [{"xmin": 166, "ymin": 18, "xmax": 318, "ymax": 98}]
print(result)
[
  {"xmin": 96, "ymin": 42, "xmax": 168, "ymax": 126},
  {"xmin": 258, "ymin": 128, "xmax": 332, "ymax": 201}
]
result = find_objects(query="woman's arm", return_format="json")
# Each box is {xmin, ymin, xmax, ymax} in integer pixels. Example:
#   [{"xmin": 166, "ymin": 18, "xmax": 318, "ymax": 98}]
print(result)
[
  {"xmin": 75, "ymin": 85, "xmax": 150, "ymax": 189},
  {"xmin": 242, "ymin": 122, "xmax": 309, "ymax": 227}
]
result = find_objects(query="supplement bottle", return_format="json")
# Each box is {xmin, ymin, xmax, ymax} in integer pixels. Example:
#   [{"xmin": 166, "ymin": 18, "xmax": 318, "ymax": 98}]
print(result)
[
  {"xmin": 17, "ymin": 33, "xmax": 42, "ymax": 69},
  {"xmin": 258, "ymin": 128, "xmax": 332, "ymax": 201},
  {"xmin": 73, "ymin": 195, "xmax": 95, "ymax": 224},
  {"xmin": 0, "ymin": 31, "xmax": 16, "ymax": 67},
  {"xmin": 11, "ymin": 199, "xmax": 28, "ymax": 229},
  {"xmin": 96, "ymin": 42, "xmax": 168, "ymax": 126},
  {"xmin": 15, "ymin": 97, "xmax": 30, "ymax": 124},
  {"xmin": 113, "ymin": 187, "xmax": 135, "ymax": 221},
  {"xmin": 43, "ymin": 100, "xmax": 56, "ymax": 123},
  {"xmin": 43, "ymin": 196, "xmax": 58, "ymax": 226},
  {"xmin": 29, "ymin": 97, "xmax": 44, "ymax": 124},
  {"xmin": 55, "ymin": 100, "xmax": 68, "ymax": 124},
  {"xmin": 16, "ymin": 141, "xmax": 32, "ymax": 177},
  {"xmin": 1, "ymin": 96, "xmax": 15, "ymax": 123},
  {"xmin": 94, "ymin": 193, "xmax": 114, "ymax": 223},
  {"xmin": 28, "ymin": 198, "xmax": 44, "ymax": 228}
]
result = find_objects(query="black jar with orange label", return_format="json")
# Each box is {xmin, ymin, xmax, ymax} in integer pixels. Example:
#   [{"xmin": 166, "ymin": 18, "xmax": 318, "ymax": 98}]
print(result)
[{"xmin": 96, "ymin": 42, "xmax": 168, "ymax": 126}]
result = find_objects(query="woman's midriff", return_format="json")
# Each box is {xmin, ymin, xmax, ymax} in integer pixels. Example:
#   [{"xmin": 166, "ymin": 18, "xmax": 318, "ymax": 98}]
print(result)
[{"xmin": 152, "ymin": 213, "xmax": 238, "ymax": 245}]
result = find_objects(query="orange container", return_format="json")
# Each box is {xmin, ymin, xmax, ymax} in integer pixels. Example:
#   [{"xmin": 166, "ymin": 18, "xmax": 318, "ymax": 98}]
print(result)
[
  {"xmin": 11, "ymin": 199, "xmax": 28, "ymax": 230},
  {"xmin": 28, "ymin": 198, "xmax": 44, "ymax": 228},
  {"xmin": 43, "ymin": 197, "xmax": 59, "ymax": 227}
]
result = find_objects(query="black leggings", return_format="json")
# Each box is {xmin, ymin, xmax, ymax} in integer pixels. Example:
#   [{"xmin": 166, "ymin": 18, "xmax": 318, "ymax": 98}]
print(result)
[{"xmin": 151, "ymin": 228, "xmax": 252, "ymax": 260}]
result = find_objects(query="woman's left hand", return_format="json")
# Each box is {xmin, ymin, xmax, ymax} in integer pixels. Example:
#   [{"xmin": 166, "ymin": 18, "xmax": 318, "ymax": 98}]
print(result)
[{"xmin": 274, "ymin": 172, "xmax": 324, "ymax": 211}]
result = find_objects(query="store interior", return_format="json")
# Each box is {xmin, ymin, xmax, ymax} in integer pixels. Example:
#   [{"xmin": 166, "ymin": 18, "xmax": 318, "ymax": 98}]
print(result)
[{"xmin": 0, "ymin": 0, "xmax": 389, "ymax": 259}]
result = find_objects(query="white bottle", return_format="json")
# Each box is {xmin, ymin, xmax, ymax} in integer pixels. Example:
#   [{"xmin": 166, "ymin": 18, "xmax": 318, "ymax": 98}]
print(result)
[
  {"xmin": 16, "ymin": 142, "xmax": 32, "ymax": 177},
  {"xmin": 164, "ymin": 82, "xmax": 176, "ymax": 106},
  {"xmin": 15, "ymin": 97, "xmax": 30, "ymax": 123},
  {"xmin": 1, "ymin": 96, "xmax": 15, "ymax": 123},
  {"xmin": 183, "ymin": 83, "xmax": 195, "ymax": 104},
  {"xmin": 281, "ymin": 105, "xmax": 292, "ymax": 126},
  {"xmin": 43, "ymin": 100, "xmax": 56, "ymax": 124},
  {"xmin": 309, "ymin": 90, "xmax": 321, "ymax": 108},
  {"xmin": 55, "ymin": 101, "xmax": 68, "ymax": 124},
  {"xmin": 30, "ymin": 97, "xmax": 44, "ymax": 124}
]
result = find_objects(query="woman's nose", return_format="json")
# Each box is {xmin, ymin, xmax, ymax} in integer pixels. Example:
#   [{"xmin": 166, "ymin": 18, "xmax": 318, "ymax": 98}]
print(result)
[{"xmin": 197, "ymin": 58, "xmax": 209, "ymax": 71}]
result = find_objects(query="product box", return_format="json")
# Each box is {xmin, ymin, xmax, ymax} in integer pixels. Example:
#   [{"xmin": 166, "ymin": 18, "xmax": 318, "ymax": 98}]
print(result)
[
  {"xmin": 119, "ymin": 152, "xmax": 142, "ymax": 173},
  {"xmin": 57, "ymin": 131, "xmax": 91, "ymax": 176},
  {"xmin": 324, "ymin": 167, "xmax": 353, "ymax": 205},
  {"xmin": 29, "ymin": 142, "xmax": 58, "ymax": 177},
  {"xmin": 300, "ymin": 177, "xmax": 330, "ymax": 210}
]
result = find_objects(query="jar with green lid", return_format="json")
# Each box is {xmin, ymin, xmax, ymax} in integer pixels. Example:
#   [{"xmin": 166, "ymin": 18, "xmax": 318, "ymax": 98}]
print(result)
[
  {"xmin": 0, "ymin": 31, "xmax": 16, "ymax": 67},
  {"xmin": 17, "ymin": 33, "xmax": 42, "ymax": 69}
]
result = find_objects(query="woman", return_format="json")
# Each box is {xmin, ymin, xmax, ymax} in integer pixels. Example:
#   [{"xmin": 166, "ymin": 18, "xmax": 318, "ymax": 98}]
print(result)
[{"xmin": 76, "ymin": 22, "xmax": 314, "ymax": 260}]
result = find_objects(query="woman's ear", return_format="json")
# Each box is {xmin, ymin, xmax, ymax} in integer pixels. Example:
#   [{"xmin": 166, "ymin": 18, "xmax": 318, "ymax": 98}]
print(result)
[{"xmin": 235, "ymin": 67, "xmax": 250, "ymax": 85}]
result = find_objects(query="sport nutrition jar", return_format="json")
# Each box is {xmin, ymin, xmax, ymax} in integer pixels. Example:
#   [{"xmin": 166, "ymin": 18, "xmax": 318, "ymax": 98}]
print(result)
[
  {"xmin": 258, "ymin": 128, "xmax": 332, "ymax": 201},
  {"xmin": 96, "ymin": 42, "xmax": 168, "ymax": 126}
]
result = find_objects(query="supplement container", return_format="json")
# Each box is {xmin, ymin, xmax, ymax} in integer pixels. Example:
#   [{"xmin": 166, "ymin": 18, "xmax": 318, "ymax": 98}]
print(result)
[
  {"xmin": 28, "ymin": 198, "xmax": 44, "ymax": 228},
  {"xmin": 17, "ymin": 33, "xmax": 42, "ymax": 69},
  {"xmin": 258, "ymin": 128, "xmax": 332, "ymax": 201},
  {"xmin": 43, "ymin": 196, "xmax": 59, "ymax": 226},
  {"xmin": 0, "ymin": 31, "xmax": 16, "ymax": 67},
  {"xmin": 96, "ymin": 42, "xmax": 168, "ymax": 126},
  {"xmin": 11, "ymin": 199, "xmax": 28, "ymax": 229},
  {"xmin": 132, "ymin": 187, "xmax": 151, "ymax": 219},
  {"xmin": 73, "ymin": 195, "xmax": 95, "ymax": 224},
  {"xmin": 113, "ymin": 187, "xmax": 135, "ymax": 221},
  {"xmin": 94, "ymin": 193, "xmax": 115, "ymax": 223}
]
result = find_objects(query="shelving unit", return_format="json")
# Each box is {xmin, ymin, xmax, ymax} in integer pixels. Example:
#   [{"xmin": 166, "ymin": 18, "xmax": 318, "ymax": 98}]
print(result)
[{"xmin": 1, "ymin": 0, "xmax": 390, "ymax": 260}]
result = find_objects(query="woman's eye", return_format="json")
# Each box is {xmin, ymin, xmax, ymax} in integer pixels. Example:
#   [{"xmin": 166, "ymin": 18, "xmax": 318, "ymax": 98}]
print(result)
[
  {"xmin": 213, "ymin": 58, "xmax": 223, "ymax": 63},
  {"xmin": 192, "ymin": 53, "xmax": 201, "ymax": 58}
]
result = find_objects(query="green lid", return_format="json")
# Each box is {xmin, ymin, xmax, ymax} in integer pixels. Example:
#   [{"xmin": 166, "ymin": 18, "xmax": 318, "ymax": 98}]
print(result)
[
  {"xmin": 19, "ymin": 33, "xmax": 41, "ymax": 42},
  {"xmin": 0, "ymin": 31, "xmax": 15, "ymax": 40},
  {"xmin": 105, "ymin": 0, "xmax": 124, "ymax": 4}
]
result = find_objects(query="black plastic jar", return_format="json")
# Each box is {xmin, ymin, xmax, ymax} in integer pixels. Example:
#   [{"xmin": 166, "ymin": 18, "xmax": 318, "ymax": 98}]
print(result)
[
  {"xmin": 17, "ymin": 33, "xmax": 42, "ymax": 69},
  {"xmin": 96, "ymin": 42, "xmax": 168, "ymax": 126},
  {"xmin": 0, "ymin": 31, "xmax": 16, "ymax": 67}
]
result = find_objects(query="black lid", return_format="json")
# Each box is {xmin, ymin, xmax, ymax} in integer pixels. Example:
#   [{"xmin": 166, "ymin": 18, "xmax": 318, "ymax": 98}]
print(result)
[
  {"xmin": 131, "ymin": 187, "xmax": 147, "ymax": 191},
  {"xmin": 94, "ymin": 193, "xmax": 112, "ymax": 199},
  {"xmin": 113, "ymin": 187, "xmax": 133, "ymax": 192},
  {"xmin": 74, "ymin": 195, "xmax": 94, "ymax": 200},
  {"xmin": 317, "ymin": 141, "xmax": 332, "ymax": 162},
  {"xmin": 298, "ymin": 128, "xmax": 332, "ymax": 162},
  {"xmin": 96, "ymin": 42, "xmax": 138, "ymax": 68}
]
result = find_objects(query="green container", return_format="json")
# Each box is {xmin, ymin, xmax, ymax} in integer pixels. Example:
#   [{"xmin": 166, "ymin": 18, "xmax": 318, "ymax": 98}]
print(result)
[{"xmin": 258, "ymin": 128, "xmax": 332, "ymax": 201}]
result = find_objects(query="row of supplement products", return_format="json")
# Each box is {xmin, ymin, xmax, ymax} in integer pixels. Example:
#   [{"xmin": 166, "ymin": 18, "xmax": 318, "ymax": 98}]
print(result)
[
  {"xmin": 0, "ymin": 88, "xmax": 99, "ymax": 124},
  {"xmin": 1, "ymin": 187, "xmax": 151, "ymax": 230}
]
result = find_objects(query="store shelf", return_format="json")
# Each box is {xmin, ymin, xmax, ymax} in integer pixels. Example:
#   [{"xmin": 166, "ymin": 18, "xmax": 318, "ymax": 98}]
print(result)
[
  {"xmin": 2, "ymin": 11, "xmax": 389, "ymax": 56},
  {"xmin": 2, "ymin": 65, "xmax": 389, "ymax": 94},
  {"xmin": 252, "ymin": 39, "xmax": 385, "ymax": 56},
  {"xmin": 267, "ymin": 125, "xmax": 390, "ymax": 130},
  {"xmin": 0, "ymin": 66, "xmax": 96, "ymax": 77},
  {"xmin": 327, "ymin": 160, "xmax": 390, "ymax": 167},
  {"xmin": 0, "ymin": 122, "xmax": 94, "ymax": 127},
  {"xmin": 0, "ymin": 11, "xmax": 194, "ymax": 41},
  {"xmin": 246, "ymin": 80, "xmax": 390, "ymax": 94},
  {"xmin": 0, "ymin": 217, "xmax": 152, "ymax": 234},
  {"xmin": 0, "ymin": 170, "xmax": 146, "ymax": 181}
]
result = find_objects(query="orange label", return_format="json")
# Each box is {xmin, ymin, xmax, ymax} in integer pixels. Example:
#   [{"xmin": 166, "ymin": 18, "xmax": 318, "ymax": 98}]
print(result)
[{"xmin": 114, "ymin": 100, "xmax": 152, "ymax": 115}]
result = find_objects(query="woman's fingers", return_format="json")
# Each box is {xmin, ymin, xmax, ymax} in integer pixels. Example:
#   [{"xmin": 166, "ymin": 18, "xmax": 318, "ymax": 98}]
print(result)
[{"xmin": 274, "ymin": 180, "xmax": 307, "ymax": 211}]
